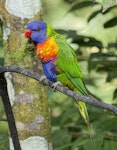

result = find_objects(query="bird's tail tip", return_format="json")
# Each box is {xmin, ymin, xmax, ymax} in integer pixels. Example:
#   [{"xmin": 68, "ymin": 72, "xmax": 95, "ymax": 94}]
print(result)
[{"xmin": 86, "ymin": 121, "xmax": 94, "ymax": 141}]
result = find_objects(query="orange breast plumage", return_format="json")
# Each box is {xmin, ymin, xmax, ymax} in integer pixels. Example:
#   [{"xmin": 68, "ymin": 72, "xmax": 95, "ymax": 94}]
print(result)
[{"xmin": 36, "ymin": 37, "xmax": 58, "ymax": 62}]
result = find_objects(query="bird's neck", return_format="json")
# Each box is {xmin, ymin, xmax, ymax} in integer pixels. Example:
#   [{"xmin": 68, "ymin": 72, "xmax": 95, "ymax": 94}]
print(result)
[{"xmin": 36, "ymin": 37, "xmax": 58, "ymax": 62}]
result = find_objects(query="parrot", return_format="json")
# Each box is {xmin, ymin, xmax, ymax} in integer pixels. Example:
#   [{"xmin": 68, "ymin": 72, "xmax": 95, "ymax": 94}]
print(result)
[{"xmin": 25, "ymin": 20, "xmax": 92, "ymax": 138}]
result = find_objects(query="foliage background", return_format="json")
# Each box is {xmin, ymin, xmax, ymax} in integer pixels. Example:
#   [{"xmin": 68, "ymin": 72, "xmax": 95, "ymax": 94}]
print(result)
[{"xmin": 0, "ymin": 0, "xmax": 117, "ymax": 150}]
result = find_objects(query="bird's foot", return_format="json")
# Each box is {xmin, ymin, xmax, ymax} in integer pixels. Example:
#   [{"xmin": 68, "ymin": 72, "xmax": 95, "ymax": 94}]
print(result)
[
  {"xmin": 39, "ymin": 75, "xmax": 47, "ymax": 84},
  {"xmin": 51, "ymin": 81, "xmax": 63, "ymax": 91}
]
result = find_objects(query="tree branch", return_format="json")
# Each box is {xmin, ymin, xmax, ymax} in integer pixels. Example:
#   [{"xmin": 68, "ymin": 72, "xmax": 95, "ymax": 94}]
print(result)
[{"xmin": 0, "ymin": 65, "xmax": 117, "ymax": 114}]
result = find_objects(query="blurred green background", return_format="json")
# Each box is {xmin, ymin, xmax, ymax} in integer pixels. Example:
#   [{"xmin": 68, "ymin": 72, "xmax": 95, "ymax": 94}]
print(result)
[{"xmin": 0, "ymin": 0, "xmax": 117, "ymax": 149}]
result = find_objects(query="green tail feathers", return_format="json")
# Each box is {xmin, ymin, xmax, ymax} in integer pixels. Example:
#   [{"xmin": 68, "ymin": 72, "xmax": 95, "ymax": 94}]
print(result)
[
  {"xmin": 54, "ymin": 39, "xmax": 93, "ymax": 138},
  {"xmin": 76, "ymin": 101, "xmax": 93, "ymax": 139}
]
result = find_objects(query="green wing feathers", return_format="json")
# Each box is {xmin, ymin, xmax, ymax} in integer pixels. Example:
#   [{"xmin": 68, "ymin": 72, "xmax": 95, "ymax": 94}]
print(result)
[
  {"xmin": 56, "ymin": 39, "xmax": 82, "ymax": 78},
  {"xmin": 66, "ymin": 73, "xmax": 88, "ymax": 96},
  {"xmin": 55, "ymin": 36, "xmax": 93, "ymax": 138}
]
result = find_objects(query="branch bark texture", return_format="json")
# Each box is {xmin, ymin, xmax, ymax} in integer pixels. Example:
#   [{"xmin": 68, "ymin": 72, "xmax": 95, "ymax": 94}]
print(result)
[{"xmin": 0, "ymin": 65, "xmax": 117, "ymax": 114}]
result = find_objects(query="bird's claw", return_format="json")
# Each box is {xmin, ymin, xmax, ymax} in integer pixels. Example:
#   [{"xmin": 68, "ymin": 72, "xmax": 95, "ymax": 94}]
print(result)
[
  {"xmin": 39, "ymin": 75, "xmax": 47, "ymax": 84},
  {"xmin": 51, "ymin": 81, "xmax": 62, "ymax": 91}
]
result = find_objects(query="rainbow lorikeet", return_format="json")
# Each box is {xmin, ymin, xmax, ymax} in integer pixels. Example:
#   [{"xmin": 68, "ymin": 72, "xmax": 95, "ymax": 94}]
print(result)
[{"xmin": 25, "ymin": 20, "xmax": 92, "ymax": 137}]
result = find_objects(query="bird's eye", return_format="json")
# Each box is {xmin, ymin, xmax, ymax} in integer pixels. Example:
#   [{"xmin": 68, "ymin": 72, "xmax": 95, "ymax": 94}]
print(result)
[{"xmin": 34, "ymin": 28, "xmax": 40, "ymax": 32}]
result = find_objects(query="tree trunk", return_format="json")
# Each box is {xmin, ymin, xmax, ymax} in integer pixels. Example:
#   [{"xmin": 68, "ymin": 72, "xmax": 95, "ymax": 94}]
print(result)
[{"xmin": 0, "ymin": 1, "xmax": 52, "ymax": 150}]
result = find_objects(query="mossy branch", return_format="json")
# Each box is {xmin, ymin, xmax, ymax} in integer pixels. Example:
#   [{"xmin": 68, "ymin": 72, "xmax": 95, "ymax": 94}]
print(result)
[{"xmin": 0, "ymin": 65, "xmax": 117, "ymax": 114}]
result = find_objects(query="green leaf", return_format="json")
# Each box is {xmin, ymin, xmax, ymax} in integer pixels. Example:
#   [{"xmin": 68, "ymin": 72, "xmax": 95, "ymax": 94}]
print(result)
[
  {"xmin": 97, "ymin": 117, "xmax": 117, "ymax": 132},
  {"xmin": 104, "ymin": 17, "xmax": 117, "ymax": 28},
  {"xmin": 0, "ymin": 58, "xmax": 4, "ymax": 66},
  {"xmin": 113, "ymin": 88, "xmax": 117, "ymax": 100},
  {"xmin": 101, "ymin": 0, "xmax": 117, "ymax": 12},
  {"xmin": 88, "ymin": 9, "xmax": 101, "ymax": 22},
  {"xmin": 103, "ymin": 141, "xmax": 117, "ymax": 150},
  {"xmin": 55, "ymin": 136, "xmax": 90, "ymax": 150},
  {"xmin": 83, "ymin": 139, "xmax": 103, "ymax": 150},
  {"xmin": 68, "ymin": 1, "xmax": 97, "ymax": 12},
  {"xmin": 102, "ymin": 5, "xmax": 117, "ymax": 14},
  {"xmin": 53, "ymin": 128, "xmax": 72, "ymax": 149},
  {"xmin": 106, "ymin": 70, "xmax": 117, "ymax": 82}
]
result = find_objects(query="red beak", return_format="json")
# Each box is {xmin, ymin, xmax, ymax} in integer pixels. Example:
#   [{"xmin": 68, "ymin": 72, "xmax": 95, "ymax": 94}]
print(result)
[{"xmin": 24, "ymin": 29, "xmax": 32, "ymax": 38}]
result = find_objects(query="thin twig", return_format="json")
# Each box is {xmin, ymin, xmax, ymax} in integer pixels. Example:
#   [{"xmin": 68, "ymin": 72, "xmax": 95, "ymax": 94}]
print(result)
[{"xmin": 0, "ymin": 65, "xmax": 117, "ymax": 114}]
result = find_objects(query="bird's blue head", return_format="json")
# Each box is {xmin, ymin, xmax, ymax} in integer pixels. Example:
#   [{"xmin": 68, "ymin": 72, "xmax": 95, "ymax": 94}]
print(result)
[{"xmin": 25, "ymin": 20, "xmax": 47, "ymax": 44}]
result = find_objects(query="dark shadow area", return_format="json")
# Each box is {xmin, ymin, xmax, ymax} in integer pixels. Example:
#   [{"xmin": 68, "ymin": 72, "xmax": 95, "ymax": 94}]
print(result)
[{"xmin": 0, "ymin": 58, "xmax": 4, "ymax": 66}]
